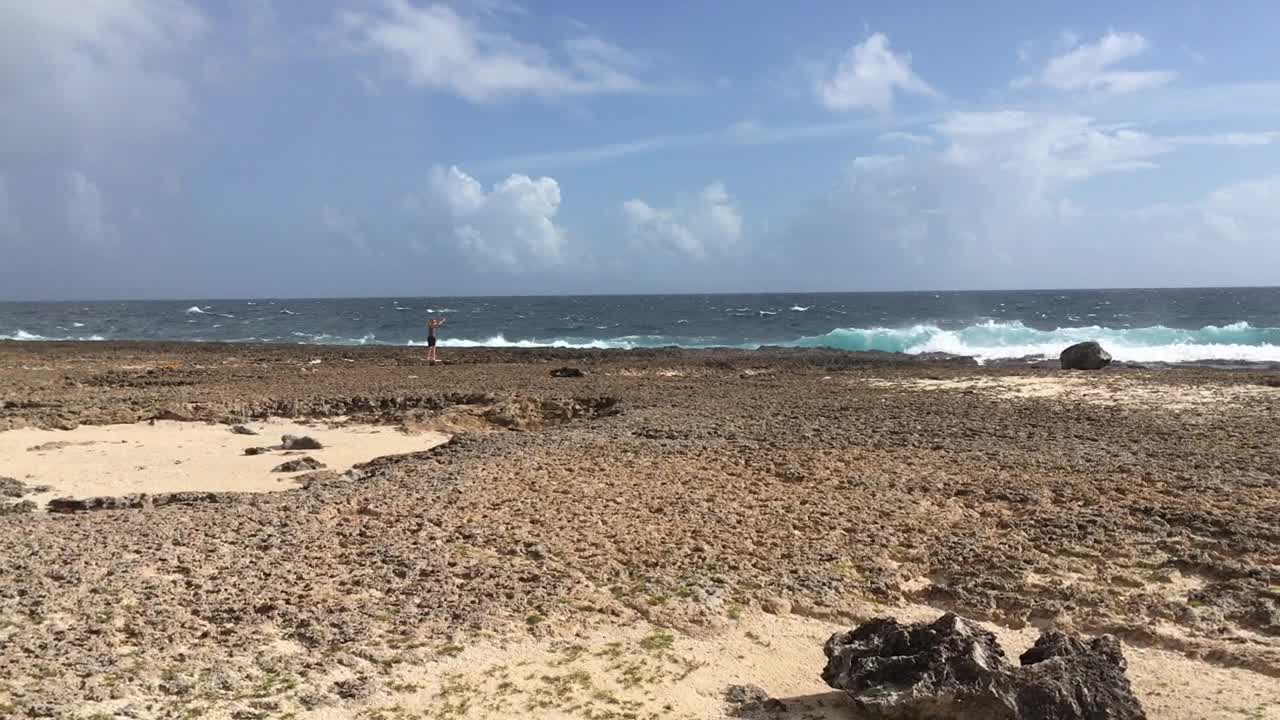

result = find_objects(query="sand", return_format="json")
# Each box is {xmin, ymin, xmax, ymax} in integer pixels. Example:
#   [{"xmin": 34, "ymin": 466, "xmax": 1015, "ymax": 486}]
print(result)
[
  {"xmin": 863, "ymin": 374, "xmax": 1280, "ymax": 411},
  {"xmin": 68, "ymin": 607, "xmax": 1280, "ymax": 719},
  {"xmin": 1, "ymin": 419, "xmax": 451, "ymax": 507}
]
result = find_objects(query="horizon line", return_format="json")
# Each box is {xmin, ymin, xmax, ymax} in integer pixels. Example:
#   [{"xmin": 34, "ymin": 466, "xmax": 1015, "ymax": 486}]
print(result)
[{"xmin": 2, "ymin": 284, "xmax": 1277, "ymax": 304}]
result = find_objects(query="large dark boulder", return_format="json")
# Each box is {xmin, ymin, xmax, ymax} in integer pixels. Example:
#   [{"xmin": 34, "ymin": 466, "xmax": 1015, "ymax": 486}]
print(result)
[
  {"xmin": 281, "ymin": 434, "xmax": 323, "ymax": 450},
  {"xmin": 822, "ymin": 613, "xmax": 1145, "ymax": 720},
  {"xmin": 1060, "ymin": 341, "xmax": 1112, "ymax": 370}
]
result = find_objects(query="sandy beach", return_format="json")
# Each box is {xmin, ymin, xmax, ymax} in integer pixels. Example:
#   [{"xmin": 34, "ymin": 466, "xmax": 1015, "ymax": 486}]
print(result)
[{"xmin": 1, "ymin": 341, "xmax": 1278, "ymax": 719}]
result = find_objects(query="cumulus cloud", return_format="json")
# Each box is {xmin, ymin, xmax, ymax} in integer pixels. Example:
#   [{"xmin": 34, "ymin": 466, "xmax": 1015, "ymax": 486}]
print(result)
[
  {"xmin": 1014, "ymin": 31, "xmax": 1175, "ymax": 95},
  {"xmin": 0, "ymin": 0, "xmax": 207, "ymax": 154},
  {"xmin": 815, "ymin": 33, "xmax": 937, "ymax": 113},
  {"xmin": 622, "ymin": 182, "xmax": 742, "ymax": 260},
  {"xmin": 333, "ymin": 0, "xmax": 656, "ymax": 102},
  {"xmin": 773, "ymin": 111, "xmax": 1280, "ymax": 289},
  {"xmin": 406, "ymin": 165, "xmax": 566, "ymax": 269}
]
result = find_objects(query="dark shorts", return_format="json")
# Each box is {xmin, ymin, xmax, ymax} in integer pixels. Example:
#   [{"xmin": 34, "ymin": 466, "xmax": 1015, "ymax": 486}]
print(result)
[{"xmin": 427, "ymin": 336, "xmax": 437, "ymax": 347}]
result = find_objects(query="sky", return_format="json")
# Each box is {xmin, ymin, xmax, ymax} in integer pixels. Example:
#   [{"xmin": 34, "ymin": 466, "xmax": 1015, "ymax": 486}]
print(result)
[{"xmin": 2, "ymin": 0, "xmax": 1280, "ymax": 300}]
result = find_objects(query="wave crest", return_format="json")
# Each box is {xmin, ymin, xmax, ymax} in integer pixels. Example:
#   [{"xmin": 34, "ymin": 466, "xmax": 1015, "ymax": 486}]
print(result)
[{"xmin": 786, "ymin": 321, "xmax": 1280, "ymax": 363}]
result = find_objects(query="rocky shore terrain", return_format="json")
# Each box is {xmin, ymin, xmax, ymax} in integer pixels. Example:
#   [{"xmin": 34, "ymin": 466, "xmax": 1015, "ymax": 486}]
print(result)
[{"xmin": 1, "ymin": 341, "xmax": 1278, "ymax": 718}]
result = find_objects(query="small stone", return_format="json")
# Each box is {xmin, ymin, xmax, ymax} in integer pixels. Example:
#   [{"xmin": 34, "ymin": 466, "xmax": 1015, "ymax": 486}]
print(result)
[
  {"xmin": 526, "ymin": 543, "xmax": 548, "ymax": 561},
  {"xmin": 230, "ymin": 424, "xmax": 258, "ymax": 436},
  {"xmin": 724, "ymin": 684, "xmax": 786, "ymax": 715},
  {"xmin": 243, "ymin": 447, "xmax": 269, "ymax": 456}
]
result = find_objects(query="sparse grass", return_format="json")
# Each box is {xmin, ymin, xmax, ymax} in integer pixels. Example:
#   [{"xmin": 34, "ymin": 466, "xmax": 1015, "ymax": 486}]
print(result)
[
  {"xmin": 726, "ymin": 602, "xmax": 744, "ymax": 620},
  {"xmin": 638, "ymin": 631, "xmax": 674, "ymax": 653},
  {"xmin": 525, "ymin": 613, "xmax": 545, "ymax": 626},
  {"xmin": 554, "ymin": 643, "xmax": 588, "ymax": 665},
  {"xmin": 436, "ymin": 643, "xmax": 464, "ymax": 657},
  {"xmin": 386, "ymin": 679, "xmax": 421, "ymax": 693}
]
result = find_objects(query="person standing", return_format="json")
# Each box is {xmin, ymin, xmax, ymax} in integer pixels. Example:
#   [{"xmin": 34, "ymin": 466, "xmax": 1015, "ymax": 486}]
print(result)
[{"xmin": 425, "ymin": 316, "xmax": 446, "ymax": 364}]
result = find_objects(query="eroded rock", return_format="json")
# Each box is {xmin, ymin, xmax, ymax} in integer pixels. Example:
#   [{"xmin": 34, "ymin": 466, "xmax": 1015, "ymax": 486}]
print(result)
[
  {"xmin": 281, "ymin": 434, "xmax": 323, "ymax": 450},
  {"xmin": 272, "ymin": 457, "xmax": 325, "ymax": 473},
  {"xmin": 822, "ymin": 613, "xmax": 1145, "ymax": 720},
  {"xmin": 1060, "ymin": 341, "xmax": 1112, "ymax": 371},
  {"xmin": 0, "ymin": 499, "xmax": 37, "ymax": 515},
  {"xmin": 47, "ymin": 492, "xmax": 222, "ymax": 513},
  {"xmin": 230, "ymin": 424, "xmax": 258, "ymax": 436}
]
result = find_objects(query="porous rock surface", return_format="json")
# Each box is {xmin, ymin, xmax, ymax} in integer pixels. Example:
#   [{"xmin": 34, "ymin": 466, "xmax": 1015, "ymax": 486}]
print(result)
[{"xmin": 822, "ymin": 613, "xmax": 1146, "ymax": 719}]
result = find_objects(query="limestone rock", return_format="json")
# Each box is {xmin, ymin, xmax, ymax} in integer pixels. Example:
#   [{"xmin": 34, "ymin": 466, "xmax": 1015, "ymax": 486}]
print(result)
[
  {"xmin": 821, "ymin": 613, "xmax": 1145, "ymax": 720},
  {"xmin": 273, "ymin": 457, "xmax": 326, "ymax": 473},
  {"xmin": 724, "ymin": 684, "xmax": 787, "ymax": 716},
  {"xmin": 1060, "ymin": 341, "xmax": 1112, "ymax": 371},
  {"xmin": 281, "ymin": 434, "xmax": 323, "ymax": 450},
  {"xmin": 47, "ymin": 492, "xmax": 222, "ymax": 513},
  {"xmin": 0, "ymin": 500, "xmax": 37, "ymax": 515}
]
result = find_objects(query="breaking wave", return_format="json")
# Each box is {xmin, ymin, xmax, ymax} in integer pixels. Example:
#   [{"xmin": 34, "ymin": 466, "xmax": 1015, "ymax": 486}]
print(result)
[
  {"xmin": 784, "ymin": 321, "xmax": 1280, "ymax": 364},
  {"xmin": 1, "ymin": 330, "xmax": 106, "ymax": 342}
]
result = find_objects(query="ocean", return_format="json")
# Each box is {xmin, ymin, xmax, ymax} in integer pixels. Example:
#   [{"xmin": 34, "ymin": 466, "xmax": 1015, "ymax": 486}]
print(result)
[{"xmin": 3, "ymin": 288, "xmax": 1280, "ymax": 365}]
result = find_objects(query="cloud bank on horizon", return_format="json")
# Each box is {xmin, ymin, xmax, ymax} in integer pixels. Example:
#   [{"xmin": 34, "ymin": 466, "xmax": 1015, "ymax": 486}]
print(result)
[{"xmin": 2, "ymin": 0, "xmax": 1279, "ymax": 299}]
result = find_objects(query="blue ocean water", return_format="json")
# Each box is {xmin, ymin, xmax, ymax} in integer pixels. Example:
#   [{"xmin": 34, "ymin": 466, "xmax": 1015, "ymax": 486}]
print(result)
[{"xmin": 3, "ymin": 288, "xmax": 1280, "ymax": 364}]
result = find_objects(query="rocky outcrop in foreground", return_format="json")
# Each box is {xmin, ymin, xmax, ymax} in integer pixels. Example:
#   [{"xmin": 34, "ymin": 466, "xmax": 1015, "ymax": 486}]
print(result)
[
  {"xmin": 1060, "ymin": 341, "xmax": 1112, "ymax": 370},
  {"xmin": 822, "ymin": 613, "xmax": 1146, "ymax": 720},
  {"xmin": 47, "ymin": 491, "xmax": 223, "ymax": 513}
]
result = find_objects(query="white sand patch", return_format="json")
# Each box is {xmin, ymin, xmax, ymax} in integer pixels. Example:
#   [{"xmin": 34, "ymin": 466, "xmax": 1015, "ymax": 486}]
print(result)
[
  {"xmin": 280, "ymin": 608, "xmax": 1279, "ymax": 720},
  {"xmin": 0, "ymin": 419, "xmax": 450, "ymax": 507},
  {"xmin": 864, "ymin": 375, "xmax": 1280, "ymax": 410}
]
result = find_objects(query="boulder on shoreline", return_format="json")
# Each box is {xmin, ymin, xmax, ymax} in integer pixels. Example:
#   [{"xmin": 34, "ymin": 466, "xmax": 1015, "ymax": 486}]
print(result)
[
  {"xmin": 281, "ymin": 434, "xmax": 323, "ymax": 450},
  {"xmin": 1060, "ymin": 341, "xmax": 1112, "ymax": 370},
  {"xmin": 822, "ymin": 613, "xmax": 1146, "ymax": 720}
]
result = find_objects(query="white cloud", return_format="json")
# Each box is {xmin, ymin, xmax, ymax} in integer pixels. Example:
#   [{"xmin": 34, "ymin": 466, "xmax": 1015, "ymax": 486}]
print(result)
[
  {"xmin": 1015, "ymin": 31, "xmax": 1175, "ymax": 95},
  {"xmin": 333, "ymin": 1, "xmax": 654, "ymax": 102},
  {"xmin": 66, "ymin": 171, "xmax": 112, "ymax": 246},
  {"xmin": 0, "ymin": 0, "xmax": 207, "ymax": 153},
  {"xmin": 321, "ymin": 204, "xmax": 370, "ymax": 255},
  {"xmin": 815, "ymin": 33, "xmax": 937, "ymax": 113},
  {"xmin": 877, "ymin": 131, "xmax": 935, "ymax": 146},
  {"xmin": 935, "ymin": 114, "xmax": 1280, "ymax": 194},
  {"xmin": 778, "ymin": 110, "xmax": 1280, "ymax": 289},
  {"xmin": 622, "ymin": 182, "xmax": 742, "ymax": 259},
  {"xmin": 407, "ymin": 165, "xmax": 566, "ymax": 269}
]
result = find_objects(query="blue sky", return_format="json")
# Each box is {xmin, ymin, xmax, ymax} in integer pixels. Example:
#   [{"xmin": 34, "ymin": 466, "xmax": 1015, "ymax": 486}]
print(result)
[{"xmin": 2, "ymin": 0, "xmax": 1280, "ymax": 300}]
